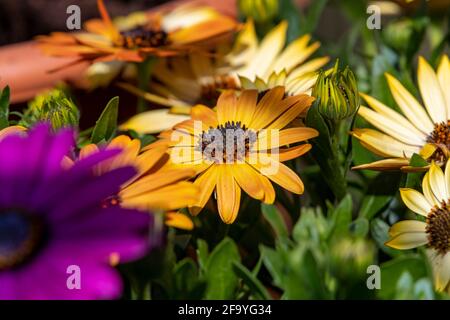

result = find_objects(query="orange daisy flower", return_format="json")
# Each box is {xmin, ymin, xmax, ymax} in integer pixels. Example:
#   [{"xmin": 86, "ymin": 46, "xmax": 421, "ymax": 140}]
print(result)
[{"xmin": 37, "ymin": 0, "xmax": 239, "ymax": 64}]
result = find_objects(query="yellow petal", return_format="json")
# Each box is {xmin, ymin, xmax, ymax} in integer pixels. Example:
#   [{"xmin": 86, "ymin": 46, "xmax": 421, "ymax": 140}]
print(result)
[
  {"xmin": 351, "ymin": 128, "xmax": 420, "ymax": 158},
  {"xmin": 217, "ymin": 165, "xmax": 241, "ymax": 224},
  {"xmin": 445, "ymin": 159, "xmax": 450, "ymax": 196},
  {"xmin": 385, "ymin": 232, "xmax": 428, "ymax": 250},
  {"xmin": 165, "ymin": 211, "xmax": 194, "ymax": 230},
  {"xmin": 418, "ymin": 56, "xmax": 447, "ymax": 123},
  {"xmin": 256, "ymin": 127, "xmax": 318, "ymax": 150},
  {"xmin": 399, "ymin": 188, "xmax": 432, "ymax": 217},
  {"xmin": 191, "ymin": 104, "xmax": 218, "ymax": 128},
  {"xmin": 217, "ymin": 90, "xmax": 238, "ymax": 125},
  {"xmin": 270, "ymin": 34, "xmax": 318, "ymax": 75},
  {"xmin": 120, "ymin": 109, "xmax": 190, "ymax": 134},
  {"xmin": 286, "ymin": 57, "xmax": 330, "ymax": 83},
  {"xmin": 122, "ymin": 181, "xmax": 199, "ymax": 211},
  {"xmin": 385, "ymin": 73, "xmax": 434, "ymax": 134},
  {"xmin": 352, "ymin": 158, "xmax": 410, "ymax": 171},
  {"xmin": 428, "ymin": 251, "xmax": 450, "ymax": 292},
  {"xmin": 358, "ymin": 98, "xmax": 426, "ymax": 145},
  {"xmin": 250, "ymin": 86, "xmax": 285, "ymax": 129},
  {"xmin": 235, "ymin": 89, "xmax": 258, "ymax": 127},
  {"xmin": 264, "ymin": 95, "xmax": 315, "ymax": 130},
  {"xmin": 189, "ymin": 165, "xmax": 217, "ymax": 215},
  {"xmin": 437, "ymin": 55, "xmax": 450, "ymax": 116},
  {"xmin": 389, "ymin": 220, "xmax": 427, "ymax": 237},
  {"xmin": 428, "ymin": 162, "xmax": 448, "ymax": 201},
  {"xmin": 251, "ymin": 160, "xmax": 304, "ymax": 194},
  {"xmin": 232, "ymin": 164, "xmax": 264, "ymax": 200},
  {"xmin": 422, "ymin": 172, "xmax": 440, "ymax": 206},
  {"xmin": 237, "ymin": 21, "xmax": 287, "ymax": 80}
]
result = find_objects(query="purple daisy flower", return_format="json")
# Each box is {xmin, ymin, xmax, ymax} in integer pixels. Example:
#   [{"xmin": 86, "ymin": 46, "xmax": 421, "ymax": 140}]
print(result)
[{"xmin": 0, "ymin": 124, "xmax": 154, "ymax": 299}]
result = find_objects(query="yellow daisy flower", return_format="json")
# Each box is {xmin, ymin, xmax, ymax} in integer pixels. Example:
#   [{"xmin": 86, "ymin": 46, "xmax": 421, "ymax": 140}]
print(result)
[
  {"xmin": 352, "ymin": 55, "xmax": 450, "ymax": 171},
  {"xmin": 65, "ymin": 135, "xmax": 198, "ymax": 230},
  {"xmin": 386, "ymin": 162, "xmax": 450, "ymax": 293},
  {"xmin": 119, "ymin": 20, "xmax": 328, "ymax": 134},
  {"xmin": 145, "ymin": 87, "xmax": 318, "ymax": 224}
]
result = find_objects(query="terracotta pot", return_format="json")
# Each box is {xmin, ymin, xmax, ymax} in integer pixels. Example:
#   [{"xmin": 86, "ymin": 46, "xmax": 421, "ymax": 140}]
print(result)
[{"xmin": 0, "ymin": 0, "xmax": 237, "ymax": 103}]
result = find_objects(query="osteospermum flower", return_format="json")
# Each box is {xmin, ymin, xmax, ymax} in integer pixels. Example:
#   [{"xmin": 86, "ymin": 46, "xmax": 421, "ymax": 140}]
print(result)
[
  {"xmin": 64, "ymin": 135, "xmax": 198, "ymax": 230},
  {"xmin": 0, "ymin": 124, "xmax": 153, "ymax": 299},
  {"xmin": 119, "ymin": 20, "xmax": 328, "ymax": 134},
  {"xmin": 37, "ymin": 0, "xmax": 238, "ymax": 64},
  {"xmin": 386, "ymin": 162, "xmax": 450, "ymax": 293},
  {"xmin": 146, "ymin": 87, "xmax": 318, "ymax": 224},
  {"xmin": 352, "ymin": 55, "xmax": 450, "ymax": 171}
]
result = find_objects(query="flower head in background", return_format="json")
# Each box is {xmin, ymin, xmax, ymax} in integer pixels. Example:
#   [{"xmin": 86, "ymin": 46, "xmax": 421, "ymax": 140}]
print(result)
[
  {"xmin": 352, "ymin": 55, "xmax": 450, "ymax": 171},
  {"xmin": 65, "ymin": 135, "xmax": 197, "ymax": 230},
  {"xmin": 0, "ymin": 124, "xmax": 154, "ymax": 299},
  {"xmin": 119, "ymin": 20, "xmax": 328, "ymax": 134},
  {"xmin": 146, "ymin": 87, "xmax": 317, "ymax": 224},
  {"xmin": 386, "ymin": 161, "xmax": 450, "ymax": 293},
  {"xmin": 37, "ymin": 0, "xmax": 238, "ymax": 64}
]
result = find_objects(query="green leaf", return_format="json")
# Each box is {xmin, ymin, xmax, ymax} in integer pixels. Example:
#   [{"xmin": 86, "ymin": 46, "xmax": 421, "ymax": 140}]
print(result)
[
  {"xmin": 378, "ymin": 255, "xmax": 428, "ymax": 299},
  {"xmin": 292, "ymin": 207, "xmax": 327, "ymax": 244},
  {"xmin": 329, "ymin": 194, "xmax": 352, "ymax": 237},
  {"xmin": 204, "ymin": 237, "xmax": 240, "ymax": 299},
  {"xmin": 409, "ymin": 153, "xmax": 428, "ymax": 167},
  {"xmin": 91, "ymin": 96, "xmax": 119, "ymax": 144},
  {"xmin": 370, "ymin": 218, "xmax": 400, "ymax": 257},
  {"xmin": 300, "ymin": 0, "xmax": 328, "ymax": 35},
  {"xmin": 196, "ymin": 239, "xmax": 209, "ymax": 273},
  {"xmin": 350, "ymin": 217, "xmax": 369, "ymax": 237},
  {"xmin": 306, "ymin": 102, "xmax": 333, "ymax": 156},
  {"xmin": 279, "ymin": 0, "xmax": 302, "ymax": 42},
  {"xmin": 174, "ymin": 259, "xmax": 198, "ymax": 293},
  {"xmin": 0, "ymin": 86, "xmax": 10, "ymax": 129},
  {"xmin": 261, "ymin": 203, "xmax": 288, "ymax": 239},
  {"xmin": 232, "ymin": 261, "xmax": 272, "ymax": 300},
  {"xmin": 359, "ymin": 194, "xmax": 391, "ymax": 220}
]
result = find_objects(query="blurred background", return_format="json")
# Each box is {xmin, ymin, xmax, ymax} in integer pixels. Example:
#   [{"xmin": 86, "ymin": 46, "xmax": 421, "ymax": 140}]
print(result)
[{"xmin": 0, "ymin": 0, "xmax": 167, "ymax": 45}]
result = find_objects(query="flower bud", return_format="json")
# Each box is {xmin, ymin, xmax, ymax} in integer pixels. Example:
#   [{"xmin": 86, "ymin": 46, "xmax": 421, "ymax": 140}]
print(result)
[
  {"xmin": 23, "ymin": 89, "xmax": 80, "ymax": 131},
  {"xmin": 238, "ymin": 0, "xmax": 278, "ymax": 23},
  {"xmin": 312, "ymin": 61, "xmax": 359, "ymax": 121}
]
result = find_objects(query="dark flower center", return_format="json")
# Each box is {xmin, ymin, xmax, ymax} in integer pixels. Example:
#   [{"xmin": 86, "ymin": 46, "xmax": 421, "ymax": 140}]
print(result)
[
  {"xmin": 0, "ymin": 209, "xmax": 43, "ymax": 270},
  {"xmin": 196, "ymin": 121, "xmax": 257, "ymax": 163},
  {"xmin": 118, "ymin": 26, "xmax": 169, "ymax": 49},
  {"xmin": 200, "ymin": 75, "xmax": 239, "ymax": 103},
  {"xmin": 426, "ymin": 200, "xmax": 450, "ymax": 255},
  {"xmin": 427, "ymin": 120, "xmax": 450, "ymax": 162}
]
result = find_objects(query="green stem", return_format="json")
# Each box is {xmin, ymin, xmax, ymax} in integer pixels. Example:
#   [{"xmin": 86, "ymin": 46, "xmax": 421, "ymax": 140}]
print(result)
[{"xmin": 136, "ymin": 57, "xmax": 156, "ymax": 113}]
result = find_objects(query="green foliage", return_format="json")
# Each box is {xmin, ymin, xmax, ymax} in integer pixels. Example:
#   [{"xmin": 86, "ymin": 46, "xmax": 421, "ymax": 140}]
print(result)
[
  {"xmin": 0, "ymin": 86, "xmax": 10, "ymax": 129},
  {"xmin": 91, "ymin": 96, "xmax": 119, "ymax": 144}
]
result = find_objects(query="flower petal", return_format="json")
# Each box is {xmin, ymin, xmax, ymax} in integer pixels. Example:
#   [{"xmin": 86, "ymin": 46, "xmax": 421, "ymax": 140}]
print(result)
[
  {"xmin": 216, "ymin": 165, "xmax": 241, "ymax": 224},
  {"xmin": 385, "ymin": 73, "xmax": 434, "ymax": 134},
  {"xmin": 388, "ymin": 220, "xmax": 427, "ymax": 237},
  {"xmin": 418, "ymin": 56, "xmax": 447, "ymax": 123},
  {"xmin": 399, "ymin": 188, "xmax": 432, "ymax": 217},
  {"xmin": 385, "ymin": 232, "xmax": 428, "ymax": 250}
]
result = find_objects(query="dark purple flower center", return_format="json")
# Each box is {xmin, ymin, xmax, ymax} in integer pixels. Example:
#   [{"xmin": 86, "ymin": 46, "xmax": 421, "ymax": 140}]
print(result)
[
  {"xmin": 196, "ymin": 121, "xmax": 257, "ymax": 163},
  {"xmin": 0, "ymin": 209, "xmax": 43, "ymax": 270}
]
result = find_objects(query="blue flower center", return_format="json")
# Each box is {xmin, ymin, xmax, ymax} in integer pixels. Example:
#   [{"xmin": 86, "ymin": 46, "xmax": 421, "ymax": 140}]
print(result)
[{"xmin": 0, "ymin": 210, "xmax": 42, "ymax": 270}]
